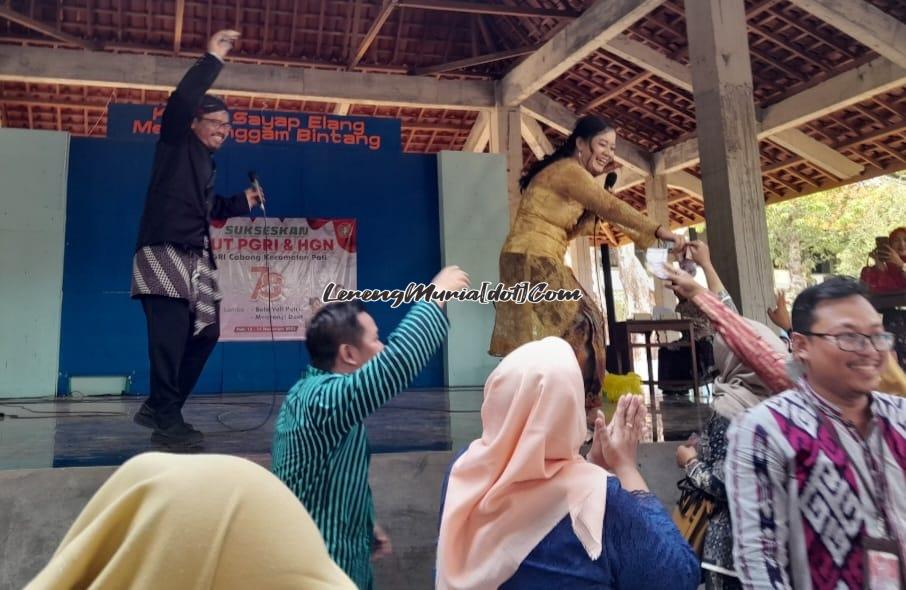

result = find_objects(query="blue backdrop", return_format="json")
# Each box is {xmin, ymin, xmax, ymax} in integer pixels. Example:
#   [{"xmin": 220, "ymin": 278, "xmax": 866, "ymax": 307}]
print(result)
[{"xmin": 59, "ymin": 136, "xmax": 442, "ymax": 394}]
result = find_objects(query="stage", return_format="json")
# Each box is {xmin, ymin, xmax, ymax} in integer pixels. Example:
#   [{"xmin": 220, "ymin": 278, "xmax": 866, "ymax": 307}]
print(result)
[
  {"xmin": 0, "ymin": 387, "xmax": 712, "ymax": 471},
  {"xmin": 0, "ymin": 386, "xmax": 711, "ymax": 589}
]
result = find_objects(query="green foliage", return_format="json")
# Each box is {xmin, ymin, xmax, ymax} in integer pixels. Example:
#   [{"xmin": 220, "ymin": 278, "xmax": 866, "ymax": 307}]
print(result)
[{"xmin": 765, "ymin": 175, "xmax": 906, "ymax": 278}]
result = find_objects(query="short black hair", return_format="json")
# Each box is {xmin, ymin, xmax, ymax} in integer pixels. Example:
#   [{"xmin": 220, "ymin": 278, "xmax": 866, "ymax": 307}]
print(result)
[
  {"xmin": 305, "ymin": 301, "xmax": 367, "ymax": 371},
  {"xmin": 791, "ymin": 276, "xmax": 870, "ymax": 333},
  {"xmin": 195, "ymin": 94, "xmax": 229, "ymax": 117}
]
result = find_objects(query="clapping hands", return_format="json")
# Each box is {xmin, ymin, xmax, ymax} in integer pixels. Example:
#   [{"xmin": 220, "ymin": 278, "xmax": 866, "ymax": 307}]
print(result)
[{"xmin": 587, "ymin": 395, "xmax": 647, "ymax": 473}]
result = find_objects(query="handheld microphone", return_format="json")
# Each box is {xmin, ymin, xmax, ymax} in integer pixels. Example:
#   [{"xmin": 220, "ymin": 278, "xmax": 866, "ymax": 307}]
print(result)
[
  {"xmin": 248, "ymin": 170, "xmax": 266, "ymax": 214},
  {"xmin": 604, "ymin": 171, "xmax": 618, "ymax": 191}
]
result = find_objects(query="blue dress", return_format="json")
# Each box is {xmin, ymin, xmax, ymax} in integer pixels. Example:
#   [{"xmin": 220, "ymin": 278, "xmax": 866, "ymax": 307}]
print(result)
[{"xmin": 439, "ymin": 454, "xmax": 701, "ymax": 590}]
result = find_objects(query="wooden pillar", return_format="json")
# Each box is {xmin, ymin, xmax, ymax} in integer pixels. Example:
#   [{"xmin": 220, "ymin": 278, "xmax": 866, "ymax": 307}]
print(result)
[
  {"xmin": 683, "ymin": 0, "xmax": 773, "ymax": 324},
  {"xmin": 489, "ymin": 102, "xmax": 523, "ymax": 224},
  {"xmin": 645, "ymin": 174, "xmax": 676, "ymax": 310}
]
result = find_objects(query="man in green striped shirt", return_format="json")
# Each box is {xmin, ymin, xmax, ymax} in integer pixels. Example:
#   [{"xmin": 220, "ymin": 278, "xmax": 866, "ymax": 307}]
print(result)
[{"xmin": 272, "ymin": 266, "xmax": 470, "ymax": 589}]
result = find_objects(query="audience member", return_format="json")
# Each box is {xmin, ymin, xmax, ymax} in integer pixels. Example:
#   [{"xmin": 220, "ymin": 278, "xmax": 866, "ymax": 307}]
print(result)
[
  {"xmin": 665, "ymin": 246, "xmax": 789, "ymax": 590},
  {"xmin": 436, "ymin": 337, "xmax": 700, "ymax": 590},
  {"xmin": 271, "ymin": 266, "xmax": 469, "ymax": 589},
  {"xmin": 722, "ymin": 277, "xmax": 906, "ymax": 588},
  {"xmin": 861, "ymin": 227, "xmax": 906, "ymax": 368},
  {"xmin": 860, "ymin": 227, "xmax": 906, "ymax": 294},
  {"xmin": 26, "ymin": 452, "xmax": 356, "ymax": 590}
]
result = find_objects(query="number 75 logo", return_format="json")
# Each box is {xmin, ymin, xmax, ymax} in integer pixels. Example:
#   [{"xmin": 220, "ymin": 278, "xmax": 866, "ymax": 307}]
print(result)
[{"xmin": 251, "ymin": 266, "xmax": 285, "ymax": 302}]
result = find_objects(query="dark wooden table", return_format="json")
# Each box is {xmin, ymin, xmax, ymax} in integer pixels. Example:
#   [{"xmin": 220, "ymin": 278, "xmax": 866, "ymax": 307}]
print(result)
[{"xmin": 624, "ymin": 319, "xmax": 700, "ymax": 441}]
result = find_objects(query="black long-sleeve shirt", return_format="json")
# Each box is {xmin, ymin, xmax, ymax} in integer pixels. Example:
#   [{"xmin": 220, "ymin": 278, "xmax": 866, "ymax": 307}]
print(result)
[{"xmin": 134, "ymin": 53, "xmax": 249, "ymax": 256}]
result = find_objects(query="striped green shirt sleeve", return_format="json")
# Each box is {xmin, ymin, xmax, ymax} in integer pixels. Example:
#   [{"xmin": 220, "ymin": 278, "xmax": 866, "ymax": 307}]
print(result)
[{"xmin": 308, "ymin": 300, "xmax": 449, "ymax": 436}]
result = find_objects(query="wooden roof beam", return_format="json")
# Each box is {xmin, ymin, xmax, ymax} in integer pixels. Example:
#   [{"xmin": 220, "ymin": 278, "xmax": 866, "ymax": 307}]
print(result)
[
  {"xmin": 666, "ymin": 171, "xmax": 703, "ymax": 201},
  {"xmin": 396, "ymin": 0, "xmax": 581, "ymax": 19},
  {"xmin": 770, "ymin": 129, "xmax": 863, "ymax": 179},
  {"xmin": 0, "ymin": 45, "xmax": 496, "ymax": 110},
  {"xmin": 413, "ymin": 46, "xmax": 536, "ymax": 76},
  {"xmin": 0, "ymin": 5, "xmax": 101, "ymax": 51},
  {"xmin": 598, "ymin": 222, "xmax": 618, "ymax": 246},
  {"xmin": 520, "ymin": 94, "xmax": 580, "ymax": 135},
  {"xmin": 348, "ymin": 0, "xmax": 397, "ymax": 70},
  {"xmin": 602, "ymin": 32, "xmax": 863, "ymax": 179},
  {"xmin": 760, "ymin": 58, "xmax": 906, "ymax": 132},
  {"xmin": 763, "ymin": 121, "xmax": 906, "ymax": 174},
  {"xmin": 786, "ymin": 0, "xmax": 906, "ymax": 69},
  {"xmin": 604, "ymin": 35, "xmax": 693, "ymax": 92},
  {"xmin": 462, "ymin": 110, "xmax": 490, "ymax": 152},
  {"xmin": 499, "ymin": 0, "xmax": 664, "ymax": 107},
  {"xmin": 766, "ymin": 162, "xmax": 904, "ymax": 205},
  {"xmin": 767, "ymin": 128, "xmax": 864, "ymax": 179},
  {"xmin": 0, "ymin": 37, "xmax": 414, "ymax": 73},
  {"xmin": 520, "ymin": 112, "xmax": 554, "ymax": 159},
  {"xmin": 173, "ymin": 0, "xmax": 186, "ymax": 54},
  {"xmin": 611, "ymin": 169, "xmax": 646, "ymax": 192},
  {"xmin": 654, "ymin": 57, "xmax": 906, "ymax": 174}
]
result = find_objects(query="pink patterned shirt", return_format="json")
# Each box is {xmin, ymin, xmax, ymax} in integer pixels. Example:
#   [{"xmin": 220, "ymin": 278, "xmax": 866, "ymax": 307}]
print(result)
[{"xmin": 725, "ymin": 383, "xmax": 906, "ymax": 589}]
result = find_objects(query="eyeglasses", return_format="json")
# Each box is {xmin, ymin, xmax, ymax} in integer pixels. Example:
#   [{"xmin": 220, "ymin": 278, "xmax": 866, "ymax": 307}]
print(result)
[
  {"xmin": 799, "ymin": 331, "xmax": 895, "ymax": 353},
  {"xmin": 198, "ymin": 117, "xmax": 232, "ymax": 131}
]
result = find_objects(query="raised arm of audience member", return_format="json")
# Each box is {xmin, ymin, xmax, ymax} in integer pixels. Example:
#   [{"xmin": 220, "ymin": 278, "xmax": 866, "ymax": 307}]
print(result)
[
  {"xmin": 664, "ymin": 265, "xmax": 793, "ymax": 394},
  {"xmin": 686, "ymin": 240, "xmax": 737, "ymax": 311},
  {"xmin": 766, "ymin": 289, "xmax": 792, "ymax": 332},
  {"xmin": 308, "ymin": 267, "xmax": 468, "ymax": 437}
]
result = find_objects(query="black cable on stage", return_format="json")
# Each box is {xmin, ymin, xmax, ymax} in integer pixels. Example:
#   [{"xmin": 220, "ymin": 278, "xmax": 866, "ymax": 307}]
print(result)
[
  {"xmin": 8, "ymin": 385, "xmax": 484, "ymax": 407},
  {"xmin": 0, "ymin": 403, "xmax": 125, "ymax": 419},
  {"xmin": 0, "ymin": 384, "xmax": 485, "ymax": 421},
  {"xmin": 212, "ymin": 171, "xmax": 279, "ymax": 434}
]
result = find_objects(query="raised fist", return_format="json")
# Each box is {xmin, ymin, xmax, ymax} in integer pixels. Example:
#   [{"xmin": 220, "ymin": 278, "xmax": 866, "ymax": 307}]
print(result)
[{"xmin": 208, "ymin": 30, "xmax": 240, "ymax": 60}]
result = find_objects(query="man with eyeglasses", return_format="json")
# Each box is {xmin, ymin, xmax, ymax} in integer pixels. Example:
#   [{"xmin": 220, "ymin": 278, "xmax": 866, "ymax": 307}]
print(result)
[
  {"xmin": 131, "ymin": 30, "xmax": 263, "ymax": 447},
  {"xmin": 724, "ymin": 277, "xmax": 905, "ymax": 589}
]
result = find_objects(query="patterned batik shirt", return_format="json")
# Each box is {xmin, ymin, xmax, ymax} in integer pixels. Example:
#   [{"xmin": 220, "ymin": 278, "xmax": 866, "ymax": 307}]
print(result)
[
  {"xmin": 130, "ymin": 239, "xmax": 220, "ymax": 335},
  {"xmin": 725, "ymin": 383, "xmax": 906, "ymax": 589}
]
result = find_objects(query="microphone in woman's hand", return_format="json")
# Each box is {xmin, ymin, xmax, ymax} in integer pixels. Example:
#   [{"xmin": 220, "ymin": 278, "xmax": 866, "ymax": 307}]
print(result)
[{"xmin": 604, "ymin": 172, "xmax": 618, "ymax": 191}]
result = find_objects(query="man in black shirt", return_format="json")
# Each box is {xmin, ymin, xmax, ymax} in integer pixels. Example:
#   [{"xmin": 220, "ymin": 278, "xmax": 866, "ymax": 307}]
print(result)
[{"xmin": 131, "ymin": 30, "xmax": 263, "ymax": 447}]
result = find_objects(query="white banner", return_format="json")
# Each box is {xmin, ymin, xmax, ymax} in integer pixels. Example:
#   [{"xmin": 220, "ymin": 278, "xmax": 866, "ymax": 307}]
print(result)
[{"xmin": 210, "ymin": 217, "xmax": 357, "ymax": 341}]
